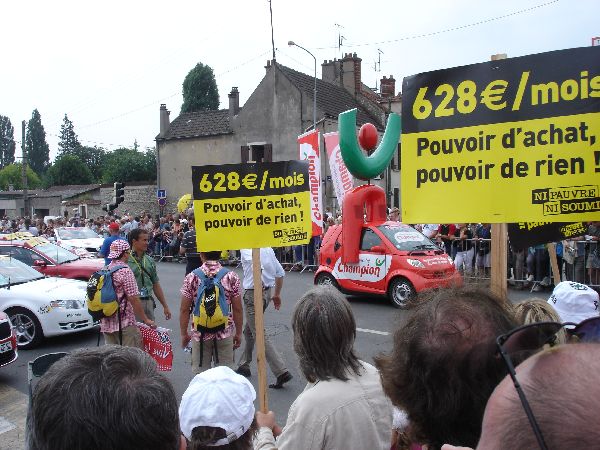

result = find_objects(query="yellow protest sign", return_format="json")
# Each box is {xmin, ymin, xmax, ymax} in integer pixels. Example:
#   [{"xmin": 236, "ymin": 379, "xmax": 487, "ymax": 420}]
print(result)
[
  {"xmin": 401, "ymin": 46, "xmax": 600, "ymax": 223},
  {"xmin": 192, "ymin": 161, "xmax": 311, "ymax": 251}
]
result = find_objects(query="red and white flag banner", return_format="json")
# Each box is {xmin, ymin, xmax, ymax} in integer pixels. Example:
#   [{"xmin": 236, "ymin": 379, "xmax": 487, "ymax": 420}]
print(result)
[
  {"xmin": 138, "ymin": 324, "xmax": 173, "ymax": 371},
  {"xmin": 324, "ymin": 132, "xmax": 354, "ymax": 208},
  {"xmin": 298, "ymin": 130, "xmax": 323, "ymax": 237}
]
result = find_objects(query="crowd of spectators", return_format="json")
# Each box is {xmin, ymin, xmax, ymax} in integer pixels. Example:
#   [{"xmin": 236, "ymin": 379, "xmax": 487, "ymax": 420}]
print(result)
[{"xmin": 26, "ymin": 278, "xmax": 600, "ymax": 450}]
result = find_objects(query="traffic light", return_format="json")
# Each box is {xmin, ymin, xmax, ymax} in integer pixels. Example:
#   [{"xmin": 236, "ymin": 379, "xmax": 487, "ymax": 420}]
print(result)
[
  {"xmin": 114, "ymin": 182, "xmax": 125, "ymax": 206},
  {"xmin": 102, "ymin": 203, "xmax": 116, "ymax": 213}
]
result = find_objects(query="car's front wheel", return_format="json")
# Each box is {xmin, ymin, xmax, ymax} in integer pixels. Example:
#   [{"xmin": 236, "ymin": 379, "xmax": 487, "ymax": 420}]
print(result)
[
  {"xmin": 388, "ymin": 277, "xmax": 416, "ymax": 309},
  {"xmin": 7, "ymin": 307, "xmax": 43, "ymax": 349},
  {"xmin": 314, "ymin": 272, "xmax": 339, "ymax": 289}
]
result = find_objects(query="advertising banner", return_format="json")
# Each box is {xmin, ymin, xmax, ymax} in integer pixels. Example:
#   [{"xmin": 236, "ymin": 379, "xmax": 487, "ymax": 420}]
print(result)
[
  {"xmin": 324, "ymin": 131, "xmax": 354, "ymax": 207},
  {"xmin": 298, "ymin": 130, "xmax": 323, "ymax": 236},
  {"xmin": 401, "ymin": 46, "xmax": 600, "ymax": 223},
  {"xmin": 507, "ymin": 222, "xmax": 588, "ymax": 250},
  {"xmin": 192, "ymin": 161, "xmax": 311, "ymax": 250}
]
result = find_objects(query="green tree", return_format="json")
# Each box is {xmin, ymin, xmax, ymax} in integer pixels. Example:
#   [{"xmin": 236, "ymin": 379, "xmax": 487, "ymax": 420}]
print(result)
[
  {"xmin": 0, "ymin": 163, "xmax": 42, "ymax": 190},
  {"xmin": 102, "ymin": 148, "xmax": 156, "ymax": 183},
  {"xmin": 25, "ymin": 109, "xmax": 50, "ymax": 174},
  {"xmin": 0, "ymin": 115, "xmax": 16, "ymax": 169},
  {"xmin": 69, "ymin": 145, "xmax": 105, "ymax": 181},
  {"xmin": 181, "ymin": 62, "xmax": 219, "ymax": 113},
  {"xmin": 57, "ymin": 114, "xmax": 81, "ymax": 156},
  {"xmin": 44, "ymin": 155, "xmax": 94, "ymax": 187}
]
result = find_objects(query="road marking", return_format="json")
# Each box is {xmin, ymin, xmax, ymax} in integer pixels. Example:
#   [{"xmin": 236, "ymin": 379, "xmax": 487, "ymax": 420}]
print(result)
[
  {"xmin": 356, "ymin": 327, "xmax": 390, "ymax": 336},
  {"xmin": 0, "ymin": 417, "xmax": 16, "ymax": 435}
]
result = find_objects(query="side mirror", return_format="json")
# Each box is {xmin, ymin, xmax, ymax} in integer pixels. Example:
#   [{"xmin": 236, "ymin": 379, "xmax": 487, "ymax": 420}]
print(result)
[
  {"xmin": 33, "ymin": 259, "xmax": 47, "ymax": 267},
  {"xmin": 370, "ymin": 245, "xmax": 386, "ymax": 253}
]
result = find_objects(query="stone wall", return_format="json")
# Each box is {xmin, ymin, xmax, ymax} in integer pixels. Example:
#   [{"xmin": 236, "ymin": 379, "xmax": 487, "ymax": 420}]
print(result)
[{"xmin": 99, "ymin": 183, "xmax": 161, "ymax": 218}]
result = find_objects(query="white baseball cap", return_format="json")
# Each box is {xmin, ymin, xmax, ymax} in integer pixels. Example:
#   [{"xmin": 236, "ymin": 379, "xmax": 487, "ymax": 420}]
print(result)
[
  {"xmin": 548, "ymin": 281, "xmax": 600, "ymax": 324},
  {"xmin": 179, "ymin": 366, "xmax": 256, "ymax": 445}
]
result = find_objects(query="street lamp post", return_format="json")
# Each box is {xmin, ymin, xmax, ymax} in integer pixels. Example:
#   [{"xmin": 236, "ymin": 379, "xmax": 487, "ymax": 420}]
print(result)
[{"xmin": 288, "ymin": 40, "xmax": 317, "ymax": 131}]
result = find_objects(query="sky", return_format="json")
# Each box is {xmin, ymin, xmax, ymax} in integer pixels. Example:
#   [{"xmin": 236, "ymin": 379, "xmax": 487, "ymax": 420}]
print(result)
[{"xmin": 1, "ymin": 0, "xmax": 598, "ymax": 161}]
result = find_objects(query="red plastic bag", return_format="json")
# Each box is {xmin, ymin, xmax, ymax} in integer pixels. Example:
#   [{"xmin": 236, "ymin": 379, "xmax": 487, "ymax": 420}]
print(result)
[{"xmin": 138, "ymin": 323, "xmax": 173, "ymax": 371}]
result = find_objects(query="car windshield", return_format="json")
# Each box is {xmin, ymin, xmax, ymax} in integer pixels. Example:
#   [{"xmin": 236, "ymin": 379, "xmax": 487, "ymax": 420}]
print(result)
[
  {"xmin": 57, "ymin": 228, "xmax": 99, "ymax": 240},
  {"xmin": 378, "ymin": 224, "xmax": 440, "ymax": 251},
  {"xmin": 34, "ymin": 242, "xmax": 79, "ymax": 264},
  {"xmin": 0, "ymin": 257, "xmax": 45, "ymax": 287}
]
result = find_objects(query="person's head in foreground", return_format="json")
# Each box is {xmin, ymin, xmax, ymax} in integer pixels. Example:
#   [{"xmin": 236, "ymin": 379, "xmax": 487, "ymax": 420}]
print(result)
[
  {"xmin": 293, "ymin": 285, "xmax": 361, "ymax": 382},
  {"xmin": 27, "ymin": 346, "xmax": 182, "ymax": 450},
  {"xmin": 179, "ymin": 366, "xmax": 256, "ymax": 450},
  {"xmin": 375, "ymin": 287, "xmax": 518, "ymax": 450},
  {"xmin": 442, "ymin": 343, "xmax": 600, "ymax": 450},
  {"xmin": 513, "ymin": 299, "xmax": 568, "ymax": 344},
  {"xmin": 547, "ymin": 281, "xmax": 599, "ymax": 324}
]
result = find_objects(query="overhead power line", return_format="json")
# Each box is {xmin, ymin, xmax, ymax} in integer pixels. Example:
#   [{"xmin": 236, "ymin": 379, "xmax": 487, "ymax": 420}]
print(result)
[{"xmin": 315, "ymin": 0, "xmax": 560, "ymax": 50}]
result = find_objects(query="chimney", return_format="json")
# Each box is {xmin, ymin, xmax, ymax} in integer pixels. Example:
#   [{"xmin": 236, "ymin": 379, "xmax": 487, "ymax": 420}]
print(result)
[
  {"xmin": 321, "ymin": 58, "xmax": 340, "ymax": 84},
  {"xmin": 228, "ymin": 87, "xmax": 240, "ymax": 119},
  {"xmin": 265, "ymin": 59, "xmax": 272, "ymax": 74},
  {"xmin": 380, "ymin": 75, "xmax": 396, "ymax": 98},
  {"xmin": 159, "ymin": 104, "xmax": 170, "ymax": 138},
  {"xmin": 341, "ymin": 53, "xmax": 362, "ymax": 96}
]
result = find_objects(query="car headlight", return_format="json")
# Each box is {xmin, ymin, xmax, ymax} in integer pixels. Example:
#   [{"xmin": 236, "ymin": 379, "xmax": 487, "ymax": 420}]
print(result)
[
  {"xmin": 50, "ymin": 300, "xmax": 82, "ymax": 309},
  {"xmin": 407, "ymin": 258, "xmax": 425, "ymax": 268}
]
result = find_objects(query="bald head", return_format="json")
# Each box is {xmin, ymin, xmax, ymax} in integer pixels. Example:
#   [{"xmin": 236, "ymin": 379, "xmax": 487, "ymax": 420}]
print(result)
[{"xmin": 477, "ymin": 343, "xmax": 600, "ymax": 449}]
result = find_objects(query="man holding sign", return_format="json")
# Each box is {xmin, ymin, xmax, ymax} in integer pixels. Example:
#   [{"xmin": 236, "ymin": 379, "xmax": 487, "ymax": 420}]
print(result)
[{"xmin": 236, "ymin": 247, "xmax": 292, "ymax": 389}]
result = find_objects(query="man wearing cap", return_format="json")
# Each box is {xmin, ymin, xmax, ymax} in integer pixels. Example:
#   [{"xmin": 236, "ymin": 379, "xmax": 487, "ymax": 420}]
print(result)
[
  {"xmin": 101, "ymin": 239, "xmax": 155, "ymax": 347},
  {"xmin": 179, "ymin": 366, "xmax": 257, "ymax": 448},
  {"xmin": 548, "ymin": 280, "xmax": 600, "ymax": 324},
  {"xmin": 99, "ymin": 221, "xmax": 123, "ymax": 265},
  {"xmin": 235, "ymin": 247, "xmax": 292, "ymax": 389},
  {"xmin": 128, "ymin": 228, "xmax": 172, "ymax": 323}
]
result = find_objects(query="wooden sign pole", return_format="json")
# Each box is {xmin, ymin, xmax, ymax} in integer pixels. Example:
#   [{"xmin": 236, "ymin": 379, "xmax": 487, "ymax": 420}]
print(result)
[
  {"xmin": 546, "ymin": 242, "xmax": 561, "ymax": 286},
  {"xmin": 252, "ymin": 248, "xmax": 269, "ymax": 413},
  {"xmin": 491, "ymin": 223, "xmax": 508, "ymax": 302}
]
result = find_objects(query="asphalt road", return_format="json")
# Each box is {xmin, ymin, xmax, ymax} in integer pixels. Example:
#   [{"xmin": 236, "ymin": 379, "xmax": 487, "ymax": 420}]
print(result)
[{"xmin": 0, "ymin": 260, "xmax": 544, "ymax": 430}]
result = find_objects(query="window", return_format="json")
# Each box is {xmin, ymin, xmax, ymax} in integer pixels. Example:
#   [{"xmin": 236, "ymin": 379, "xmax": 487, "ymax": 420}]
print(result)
[
  {"xmin": 360, "ymin": 228, "xmax": 382, "ymax": 251},
  {"xmin": 0, "ymin": 247, "xmax": 37, "ymax": 265}
]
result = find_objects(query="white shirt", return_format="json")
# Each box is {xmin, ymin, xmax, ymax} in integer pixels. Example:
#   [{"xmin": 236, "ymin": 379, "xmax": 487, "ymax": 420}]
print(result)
[
  {"xmin": 421, "ymin": 224, "xmax": 439, "ymax": 238},
  {"xmin": 240, "ymin": 248, "xmax": 285, "ymax": 290}
]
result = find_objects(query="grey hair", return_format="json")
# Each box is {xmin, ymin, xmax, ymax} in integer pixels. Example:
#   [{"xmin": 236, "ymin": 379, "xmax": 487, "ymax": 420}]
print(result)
[
  {"xmin": 27, "ymin": 345, "xmax": 180, "ymax": 450},
  {"xmin": 292, "ymin": 286, "xmax": 361, "ymax": 382}
]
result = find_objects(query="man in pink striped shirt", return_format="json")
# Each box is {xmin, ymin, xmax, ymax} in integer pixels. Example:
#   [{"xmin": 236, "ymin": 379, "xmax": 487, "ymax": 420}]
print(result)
[
  {"xmin": 179, "ymin": 250, "xmax": 243, "ymax": 374},
  {"xmin": 101, "ymin": 239, "xmax": 155, "ymax": 348}
]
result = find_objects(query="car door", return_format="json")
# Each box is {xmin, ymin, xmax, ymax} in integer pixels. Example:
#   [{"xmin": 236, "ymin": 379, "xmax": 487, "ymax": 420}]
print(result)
[{"xmin": 340, "ymin": 226, "xmax": 388, "ymax": 294}]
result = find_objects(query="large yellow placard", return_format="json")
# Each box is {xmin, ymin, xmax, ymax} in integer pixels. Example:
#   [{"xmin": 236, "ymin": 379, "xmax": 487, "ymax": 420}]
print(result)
[
  {"xmin": 401, "ymin": 46, "xmax": 600, "ymax": 223},
  {"xmin": 192, "ymin": 161, "xmax": 312, "ymax": 251}
]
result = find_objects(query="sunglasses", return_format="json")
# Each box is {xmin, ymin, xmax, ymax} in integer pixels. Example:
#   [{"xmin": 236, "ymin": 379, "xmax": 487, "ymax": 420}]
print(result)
[{"xmin": 496, "ymin": 316, "xmax": 600, "ymax": 450}]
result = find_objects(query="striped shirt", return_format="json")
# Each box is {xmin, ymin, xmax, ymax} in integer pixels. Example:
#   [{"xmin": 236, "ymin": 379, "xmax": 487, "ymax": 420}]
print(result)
[
  {"xmin": 100, "ymin": 261, "xmax": 140, "ymax": 333},
  {"xmin": 180, "ymin": 261, "xmax": 240, "ymax": 342}
]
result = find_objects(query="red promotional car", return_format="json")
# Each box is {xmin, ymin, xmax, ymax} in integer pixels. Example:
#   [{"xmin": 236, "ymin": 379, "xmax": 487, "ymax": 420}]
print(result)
[
  {"xmin": 315, "ymin": 221, "xmax": 462, "ymax": 308},
  {"xmin": 0, "ymin": 311, "xmax": 18, "ymax": 367},
  {"xmin": 0, "ymin": 233, "xmax": 104, "ymax": 281}
]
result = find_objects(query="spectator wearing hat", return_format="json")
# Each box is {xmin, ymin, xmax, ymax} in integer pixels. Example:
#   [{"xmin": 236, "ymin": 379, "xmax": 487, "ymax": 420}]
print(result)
[
  {"xmin": 547, "ymin": 281, "xmax": 600, "ymax": 324},
  {"xmin": 179, "ymin": 366, "xmax": 257, "ymax": 449},
  {"xmin": 101, "ymin": 239, "xmax": 155, "ymax": 347},
  {"xmin": 99, "ymin": 221, "xmax": 124, "ymax": 266}
]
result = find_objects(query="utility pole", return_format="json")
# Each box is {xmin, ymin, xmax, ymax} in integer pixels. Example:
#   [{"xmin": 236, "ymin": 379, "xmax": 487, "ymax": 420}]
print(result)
[{"xmin": 21, "ymin": 120, "xmax": 29, "ymax": 217}]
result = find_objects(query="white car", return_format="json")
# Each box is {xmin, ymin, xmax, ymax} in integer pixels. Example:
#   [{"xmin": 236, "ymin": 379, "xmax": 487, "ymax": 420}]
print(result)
[
  {"xmin": 55, "ymin": 227, "xmax": 104, "ymax": 258},
  {"xmin": 0, "ymin": 256, "xmax": 95, "ymax": 349}
]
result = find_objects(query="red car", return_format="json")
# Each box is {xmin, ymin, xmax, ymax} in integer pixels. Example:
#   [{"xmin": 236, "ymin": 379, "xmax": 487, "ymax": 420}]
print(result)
[
  {"xmin": 315, "ymin": 221, "xmax": 462, "ymax": 308},
  {"xmin": 0, "ymin": 233, "xmax": 104, "ymax": 281},
  {"xmin": 0, "ymin": 311, "xmax": 17, "ymax": 367}
]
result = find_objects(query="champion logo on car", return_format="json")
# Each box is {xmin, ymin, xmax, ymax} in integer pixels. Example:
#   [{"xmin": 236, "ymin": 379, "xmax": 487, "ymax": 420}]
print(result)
[
  {"xmin": 394, "ymin": 232, "xmax": 425, "ymax": 242},
  {"xmin": 423, "ymin": 256, "xmax": 452, "ymax": 266},
  {"xmin": 332, "ymin": 254, "xmax": 392, "ymax": 282}
]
